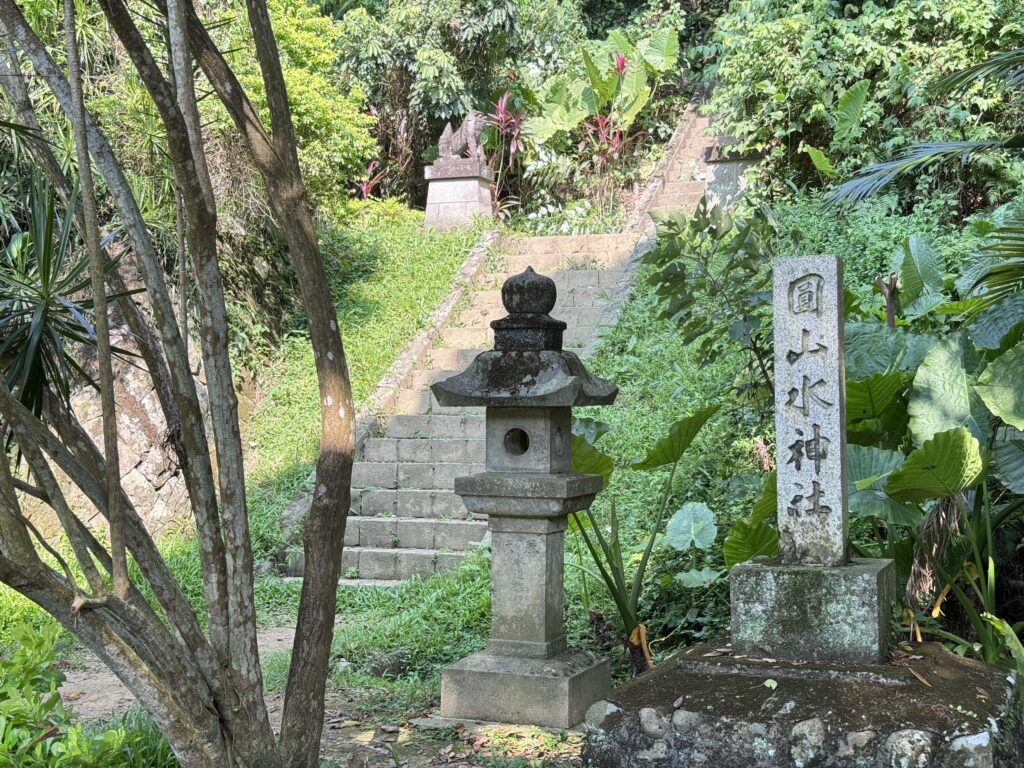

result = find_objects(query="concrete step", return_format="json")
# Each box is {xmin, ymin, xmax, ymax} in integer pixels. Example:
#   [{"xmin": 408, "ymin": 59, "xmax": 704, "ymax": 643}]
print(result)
[
  {"xmin": 454, "ymin": 304, "xmax": 607, "ymax": 333},
  {"xmin": 503, "ymin": 250, "xmax": 629, "ymax": 274},
  {"xmin": 495, "ymin": 233, "xmax": 635, "ymax": 257},
  {"xmin": 341, "ymin": 546, "xmax": 464, "ymax": 581},
  {"xmin": 650, "ymin": 193, "xmax": 704, "ymax": 212},
  {"xmin": 661, "ymin": 180, "xmax": 706, "ymax": 197},
  {"xmin": 360, "ymin": 436, "xmax": 485, "ymax": 464},
  {"xmin": 391, "ymin": 388, "xmax": 484, "ymax": 415},
  {"xmin": 352, "ymin": 461, "xmax": 485, "ymax": 491},
  {"xmin": 408, "ymin": 368, "xmax": 461, "ymax": 391},
  {"xmin": 355, "ymin": 488, "xmax": 473, "ymax": 519},
  {"xmin": 343, "ymin": 517, "xmax": 487, "ymax": 550},
  {"xmin": 423, "ymin": 347, "xmax": 487, "ymax": 371},
  {"xmin": 383, "ymin": 414, "xmax": 486, "ymax": 440},
  {"xmin": 477, "ymin": 269, "xmax": 625, "ymax": 292}
]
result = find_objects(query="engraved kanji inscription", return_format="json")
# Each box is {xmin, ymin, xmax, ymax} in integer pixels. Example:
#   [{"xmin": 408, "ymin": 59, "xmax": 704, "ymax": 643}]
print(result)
[
  {"xmin": 786, "ymin": 481, "xmax": 832, "ymax": 518},
  {"xmin": 789, "ymin": 274, "xmax": 823, "ymax": 315},
  {"xmin": 787, "ymin": 424, "xmax": 830, "ymax": 474},
  {"xmin": 786, "ymin": 376, "xmax": 834, "ymax": 416},
  {"xmin": 786, "ymin": 329, "xmax": 828, "ymax": 364}
]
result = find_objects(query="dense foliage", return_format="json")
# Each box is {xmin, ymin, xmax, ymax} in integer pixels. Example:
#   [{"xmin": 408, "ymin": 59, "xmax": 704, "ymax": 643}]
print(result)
[{"xmin": 705, "ymin": 0, "xmax": 1024, "ymax": 207}]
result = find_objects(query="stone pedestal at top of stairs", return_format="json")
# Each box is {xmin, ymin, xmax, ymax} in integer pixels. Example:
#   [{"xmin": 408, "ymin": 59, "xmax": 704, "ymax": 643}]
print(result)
[{"xmin": 581, "ymin": 641, "xmax": 1022, "ymax": 768}]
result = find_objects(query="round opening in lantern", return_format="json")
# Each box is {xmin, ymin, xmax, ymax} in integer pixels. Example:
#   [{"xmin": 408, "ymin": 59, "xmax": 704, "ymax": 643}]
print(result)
[{"xmin": 503, "ymin": 428, "xmax": 530, "ymax": 456}]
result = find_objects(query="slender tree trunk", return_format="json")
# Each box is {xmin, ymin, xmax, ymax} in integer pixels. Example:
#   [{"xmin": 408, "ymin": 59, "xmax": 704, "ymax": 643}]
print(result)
[
  {"xmin": 182, "ymin": 4, "xmax": 355, "ymax": 763},
  {"xmin": 63, "ymin": 0, "xmax": 128, "ymax": 600}
]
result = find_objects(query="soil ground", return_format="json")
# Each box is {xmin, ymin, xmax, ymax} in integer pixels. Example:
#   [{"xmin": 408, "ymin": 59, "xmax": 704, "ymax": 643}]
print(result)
[{"xmin": 58, "ymin": 625, "xmax": 583, "ymax": 767}]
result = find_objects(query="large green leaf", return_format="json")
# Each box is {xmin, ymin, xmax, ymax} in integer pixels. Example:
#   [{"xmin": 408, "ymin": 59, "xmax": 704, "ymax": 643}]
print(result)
[
  {"xmin": 636, "ymin": 28, "xmax": 679, "ymax": 74},
  {"xmin": 898, "ymin": 235, "xmax": 945, "ymax": 320},
  {"xmin": 968, "ymin": 292, "xmax": 1024, "ymax": 350},
  {"xmin": 886, "ymin": 428, "xmax": 985, "ymax": 502},
  {"xmin": 666, "ymin": 502, "xmax": 717, "ymax": 552},
  {"xmin": 607, "ymin": 29, "xmax": 635, "ymax": 57},
  {"xmin": 614, "ymin": 63, "xmax": 650, "ymax": 131},
  {"xmin": 804, "ymin": 146, "xmax": 837, "ymax": 179},
  {"xmin": 630, "ymin": 405, "xmax": 720, "ymax": 470},
  {"xmin": 845, "ymin": 321, "xmax": 938, "ymax": 379},
  {"xmin": 581, "ymin": 49, "xmax": 616, "ymax": 107},
  {"xmin": 908, "ymin": 333, "xmax": 990, "ymax": 447},
  {"xmin": 846, "ymin": 445, "xmax": 920, "ymax": 526},
  {"xmin": 723, "ymin": 474, "xmax": 778, "ymax": 567},
  {"xmin": 993, "ymin": 425, "xmax": 1024, "ymax": 493},
  {"xmin": 723, "ymin": 518, "xmax": 778, "ymax": 567},
  {"xmin": 675, "ymin": 566, "xmax": 724, "ymax": 589},
  {"xmin": 572, "ymin": 435, "xmax": 614, "ymax": 485},
  {"xmin": 834, "ymin": 79, "xmax": 869, "ymax": 142},
  {"xmin": 846, "ymin": 372, "xmax": 909, "ymax": 422},
  {"xmin": 975, "ymin": 343, "xmax": 1024, "ymax": 430}
]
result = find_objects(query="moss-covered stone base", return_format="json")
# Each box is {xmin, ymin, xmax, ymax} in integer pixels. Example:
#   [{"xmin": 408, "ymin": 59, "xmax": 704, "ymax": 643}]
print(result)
[
  {"xmin": 731, "ymin": 557, "xmax": 896, "ymax": 664},
  {"xmin": 582, "ymin": 642, "xmax": 1021, "ymax": 767}
]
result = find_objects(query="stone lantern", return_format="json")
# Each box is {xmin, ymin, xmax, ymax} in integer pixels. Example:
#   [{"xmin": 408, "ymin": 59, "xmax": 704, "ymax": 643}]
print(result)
[{"xmin": 431, "ymin": 267, "xmax": 617, "ymax": 728}]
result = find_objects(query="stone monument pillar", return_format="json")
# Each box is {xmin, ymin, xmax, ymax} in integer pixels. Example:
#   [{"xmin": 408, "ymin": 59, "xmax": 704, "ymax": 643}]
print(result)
[
  {"xmin": 431, "ymin": 267, "xmax": 617, "ymax": 728},
  {"xmin": 731, "ymin": 256, "xmax": 896, "ymax": 664},
  {"xmin": 423, "ymin": 111, "xmax": 494, "ymax": 231}
]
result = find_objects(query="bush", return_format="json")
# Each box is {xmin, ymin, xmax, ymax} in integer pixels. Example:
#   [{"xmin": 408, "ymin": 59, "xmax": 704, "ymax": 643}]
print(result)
[
  {"xmin": 705, "ymin": 0, "xmax": 1024, "ymax": 200},
  {"xmin": 0, "ymin": 625, "xmax": 176, "ymax": 767}
]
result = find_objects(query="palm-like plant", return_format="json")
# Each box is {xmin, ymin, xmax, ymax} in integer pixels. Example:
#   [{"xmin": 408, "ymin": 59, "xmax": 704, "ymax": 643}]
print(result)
[
  {"xmin": 0, "ymin": 175, "xmax": 121, "ymax": 416},
  {"xmin": 827, "ymin": 48, "xmax": 1024, "ymax": 204}
]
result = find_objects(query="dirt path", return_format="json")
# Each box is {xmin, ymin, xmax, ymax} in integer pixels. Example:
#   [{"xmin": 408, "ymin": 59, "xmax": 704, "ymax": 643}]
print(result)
[
  {"xmin": 58, "ymin": 625, "xmax": 582, "ymax": 766},
  {"xmin": 59, "ymin": 624, "xmax": 299, "ymax": 723}
]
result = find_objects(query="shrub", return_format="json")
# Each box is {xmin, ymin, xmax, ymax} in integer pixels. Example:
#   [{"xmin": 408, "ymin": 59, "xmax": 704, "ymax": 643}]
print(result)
[{"xmin": 705, "ymin": 0, "xmax": 1024, "ymax": 200}]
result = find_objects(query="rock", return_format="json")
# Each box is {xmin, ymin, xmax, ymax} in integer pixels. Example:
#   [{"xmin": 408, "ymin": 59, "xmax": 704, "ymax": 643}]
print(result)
[
  {"xmin": 638, "ymin": 707, "xmax": 667, "ymax": 739},
  {"xmin": 949, "ymin": 732, "xmax": 993, "ymax": 768},
  {"xmin": 837, "ymin": 730, "xmax": 876, "ymax": 758},
  {"xmin": 885, "ymin": 729, "xmax": 935, "ymax": 768},
  {"xmin": 791, "ymin": 717, "xmax": 826, "ymax": 766},
  {"xmin": 585, "ymin": 700, "xmax": 620, "ymax": 733},
  {"xmin": 367, "ymin": 650, "xmax": 408, "ymax": 679},
  {"xmin": 671, "ymin": 708, "xmax": 702, "ymax": 734}
]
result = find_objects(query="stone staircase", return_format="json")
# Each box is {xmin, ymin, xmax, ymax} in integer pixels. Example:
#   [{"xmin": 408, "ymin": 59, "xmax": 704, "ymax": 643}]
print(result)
[
  {"xmin": 291, "ymin": 103, "xmax": 719, "ymax": 587},
  {"xmin": 340, "ymin": 234, "xmax": 638, "ymax": 584},
  {"xmin": 647, "ymin": 109, "xmax": 712, "ymax": 217}
]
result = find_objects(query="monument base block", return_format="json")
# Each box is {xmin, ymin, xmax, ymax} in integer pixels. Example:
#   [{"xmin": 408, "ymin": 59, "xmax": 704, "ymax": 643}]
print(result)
[
  {"xmin": 582, "ymin": 642, "xmax": 1022, "ymax": 768},
  {"xmin": 440, "ymin": 649, "xmax": 609, "ymax": 729},
  {"xmin": 731, "ymin": 557, "xmax": 896, "ymax": 664}
]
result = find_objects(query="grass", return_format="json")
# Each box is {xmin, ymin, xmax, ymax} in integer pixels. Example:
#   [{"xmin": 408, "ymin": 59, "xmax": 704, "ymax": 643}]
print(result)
[{"xmin": 0, "ymin": 199, "xmax": 481, "ymax": 648}]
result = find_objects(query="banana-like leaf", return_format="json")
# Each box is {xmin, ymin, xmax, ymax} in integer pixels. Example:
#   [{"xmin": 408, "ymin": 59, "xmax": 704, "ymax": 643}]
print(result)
[
  {"xmin": 804, "ymin": 146, "xmax": 837, "ymax": 179},
  {"xmin": 675, "ymin": 567, "xmax": 724, "ymax": 589},
  {"xmin": 886, "ymin": 428, "xmax": 985, "ymax": 502},
  {"xmin": 898, "ymin": 235, "xmax": 945, "ymax": 319},
  {"xmin": 666, "ymin": 502, "xmax": 717, "ymax": 552},
  {"xmin": 636, "ymin": 28, "xmax": 679, "ymax": 74},
  {"xmin": 847, "ymin": 372, "xmax": 909, "ymax": 422},
  {"xmin": 835, "ymin": 79, "xmax": 869, "ymax": 142},
  {"xmin": 975, "ymin": 343, "xmax": 1024, "ymax": 430},
  {"xmin": 614, "ymin": 63, "xmax": 650, "ymax": 131},
  {"xmin": 968, "ymin": 292, "xmax": 1024, "ymax": 350},
  {"xmin": 723, "ymin": 518, "xmax": 778, "ymax": 567},
  {"xmin": 845, "ymin": 321, "xmax": 937, "ymax": 379},
  {"xmin": 572, "ymin": 435, "xmax": 614, "ymax": 485},
  {"xmin": 630, "ymin": 404, "xmax": 720, "ymax": 470},
  {"xmin": 908, "ymin": 333, "xmax": 991, "ymax": 447},
  {"xmin": 572, "ymin": 417, "xmax": 611, "ymax": 445},
  {"xmin": 723, "ymin": 473, "xmax": 778, "ymax": 567},
  {"xmin": 993, "ymin": 425, "xmax": 1024, "ymax": 493},
  {"xmin": 846, "ymin": 445, "xmax": 920, "ymax": 526}
]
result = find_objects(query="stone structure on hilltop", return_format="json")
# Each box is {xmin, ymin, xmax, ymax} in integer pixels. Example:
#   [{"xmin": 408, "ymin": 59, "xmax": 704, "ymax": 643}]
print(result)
[
  {"xmin": 431, "ymin": 266, "xmax": 616, "ymax": 728},
  {"xmin": 423, "ymin": 110, "xmax": 493, "ymax": 231}
]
